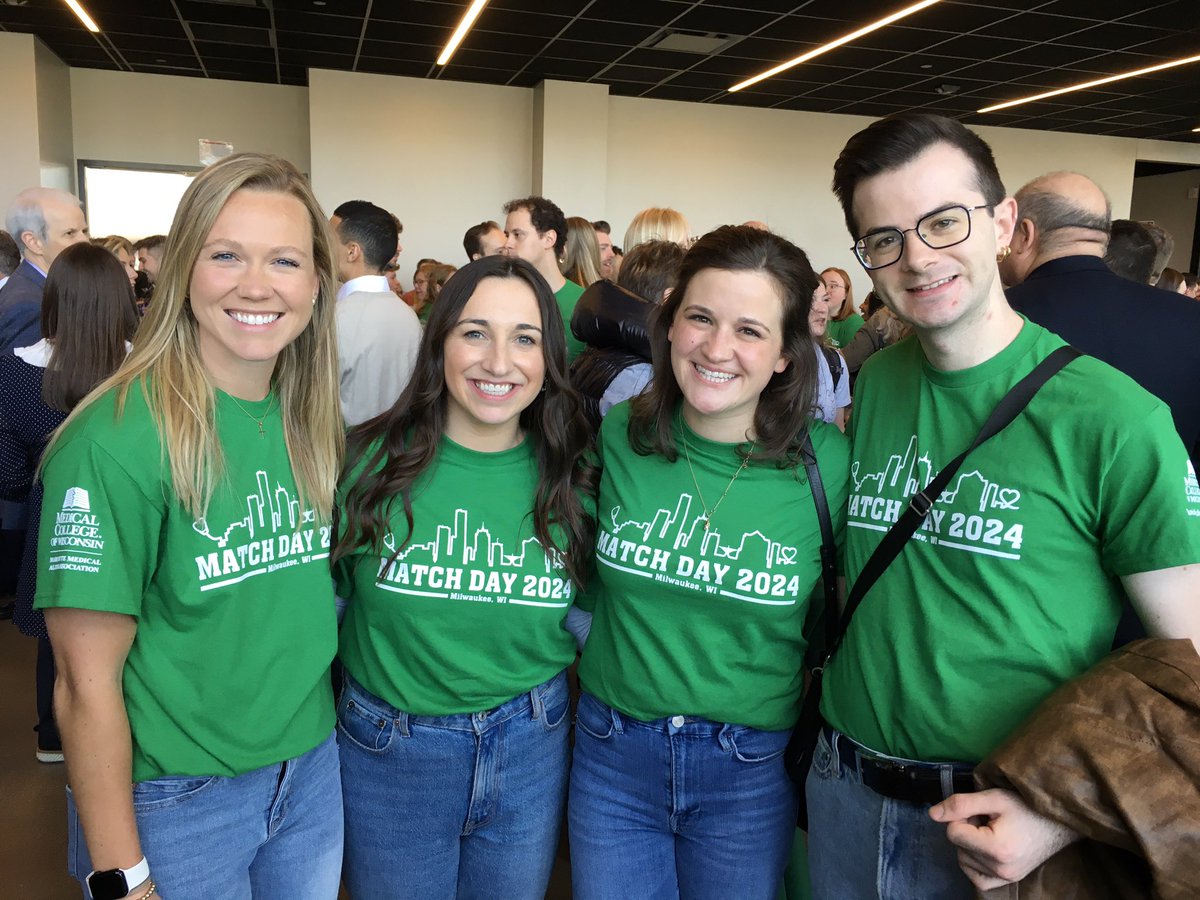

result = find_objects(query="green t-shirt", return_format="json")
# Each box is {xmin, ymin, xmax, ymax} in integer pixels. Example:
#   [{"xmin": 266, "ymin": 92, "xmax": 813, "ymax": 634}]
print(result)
[
  {"xmin": 35, "ymin": 383, "xmax": 336, "ymax": 783},
  {"xmin": 578, "ymin": 403, "xmax": 850, "ymax": 731},
  {"xmin": 556, "ymin": 279, "xmax": 587, "ymax": 363},
  {"xmin": 823, "ymin": 320, "xmax": 1200, "ymax": 762},
  {"xmin": 335, "ymin": 435, "xmax": 580, "ymax": 714},
  {"xmin": 827, "ymin": 314, "xmax": 865, "ymax": 349}
]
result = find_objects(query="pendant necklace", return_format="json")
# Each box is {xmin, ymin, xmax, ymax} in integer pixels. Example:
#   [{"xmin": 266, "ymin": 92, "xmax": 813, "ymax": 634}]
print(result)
[
  {"xmin": 227, "ymin": 392, "xmax": 277, "ymax": 437},
  {"xmin": 682, "ymin": 432, "xmax": 754, "ymax": 531}
]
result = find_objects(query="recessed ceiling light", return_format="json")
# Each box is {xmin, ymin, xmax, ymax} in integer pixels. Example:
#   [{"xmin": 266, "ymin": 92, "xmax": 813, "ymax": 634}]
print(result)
[
  {"xmin": 920, "ymin": 63, "xmax": 933, "ymax": 69},
  {"xmin": 978, "ymin": 52, "xmax": 1200, "ymax": 113},
  {"xmin": 729, "ymin": 0, "xmax": 942, "ymax": 92},
  {"xmin": 313, "ymin": 1, "xmax": 325, "ymax": 5},
  {"xmin": 437, "ymin": 0, "xmax": 489, "ymax": 66},
  {"xmin": 155, "ymin": 58, "xmax": 166, "ymax": 63},
  {"xmin": 64, "ymin": 0, "xmax": 100, "ymax": 32}
]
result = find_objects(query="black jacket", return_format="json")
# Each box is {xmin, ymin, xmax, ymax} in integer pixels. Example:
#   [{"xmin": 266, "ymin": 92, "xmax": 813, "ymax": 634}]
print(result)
[{"xmin": 569, "ymin": 280, "xmax": 655, "ymax": 432}]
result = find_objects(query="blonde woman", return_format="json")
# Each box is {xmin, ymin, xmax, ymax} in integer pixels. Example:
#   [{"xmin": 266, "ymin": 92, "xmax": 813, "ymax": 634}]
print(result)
[
  {"xmin": 36, "ymin": 153, "xmax": 344, "ymax": 900},
  {"xmin": 820, "ymin": 266, "xmax": 864, "ymax": 349},
  {"xmin": 563, "ymin": 215, "xmax": 604, "ymax": 287},
  {"xmin": 623, "ymin": 206, "xmax": 691, "ymax": 254}
]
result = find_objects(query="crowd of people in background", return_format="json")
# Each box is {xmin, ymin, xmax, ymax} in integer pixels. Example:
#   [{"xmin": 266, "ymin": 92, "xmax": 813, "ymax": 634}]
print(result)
[{"xmin": 1, "ymin": 110, "xmax": 1199, "ymax": 900}]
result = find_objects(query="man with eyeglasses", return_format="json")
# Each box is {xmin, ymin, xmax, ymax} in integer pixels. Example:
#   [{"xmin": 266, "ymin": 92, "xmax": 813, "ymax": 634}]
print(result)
[{"xmin": 805, "ymin": 112, "xmax": 1200, "ymax": 898}]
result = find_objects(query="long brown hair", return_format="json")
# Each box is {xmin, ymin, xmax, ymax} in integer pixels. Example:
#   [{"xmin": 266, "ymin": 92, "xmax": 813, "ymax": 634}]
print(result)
[
  {"xmin": 40, "ymin": 242, "xmax": 138, "ymax": 412},
  {"xmin": 334, "ymin": 255, "xmax": 596, "ymax": 587},
  {"xmin": 629, "ymin": 225, "xmax": 819, "ymax": 464},
  {"xmin": 821, "ymin": 266, "xmax": 857, "ymax": 321}
]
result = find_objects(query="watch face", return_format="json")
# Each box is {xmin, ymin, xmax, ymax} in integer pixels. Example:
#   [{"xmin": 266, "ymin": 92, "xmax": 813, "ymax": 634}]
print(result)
[{"xmin": 86, "ymin": 869, "xmax": 129, "ymax": 900}]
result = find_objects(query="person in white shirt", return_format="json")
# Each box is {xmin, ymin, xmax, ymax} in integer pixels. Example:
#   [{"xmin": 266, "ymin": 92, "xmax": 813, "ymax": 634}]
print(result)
[{"xmin": 330, "ymin": 200, "xmax": 422, "ymax": 426}]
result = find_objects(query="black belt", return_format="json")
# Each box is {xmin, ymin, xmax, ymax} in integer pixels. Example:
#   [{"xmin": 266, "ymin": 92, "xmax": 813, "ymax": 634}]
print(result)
[{"xmin": 825, "ymin": 726, "xmax": 977, "ymax": 806}]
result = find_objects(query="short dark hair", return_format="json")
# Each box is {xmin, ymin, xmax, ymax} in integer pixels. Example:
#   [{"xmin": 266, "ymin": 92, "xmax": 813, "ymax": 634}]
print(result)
[
  {"xmin": 463, "ymin": 220, "xmax": 500, "ymax": 261},
  {"xmin": 1140, "ymin": 221, "xmax": 1174, "ymax": 280},
  {"xmin": 617, "ymin": 240, "xmax": 685, "ymax": 304},
  {"xmin": 504, "ymin": 196, "xmax": 567, "ymax": 256},
  {"xmin": 0, "ymin": 230, "xmax": 19, "ymax": 277},
  {"xmin": 1104, "ymin": 219, "xmax": 1157, "ymax": 284},
  {"xmin": 332, "ymin": 200, "xmax": 399, "ymax": 272},
  {"xmin": 629, "ymin": 225, "xmax": 820, "ymax": 463},
  {"xmin": 592, "ymin": 220, "xmax": 611, "ymax": 235},
  {"xmin": 832, "ymin": 112, "xmax": 1007, "ymax": 239},
  {"xmin": 41, "ymin": 242, "xmax": 139, "ymax": 412},
  {"xmin": 133, "ymin": 234, "xmax": 166, "ymax": 254}
]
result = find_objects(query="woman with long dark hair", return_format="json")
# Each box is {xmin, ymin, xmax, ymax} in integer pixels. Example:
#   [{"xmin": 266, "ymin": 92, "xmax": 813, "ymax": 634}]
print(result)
[
  {"xmin": 0, "ymin": 242, "xmax": 138, "ymax": 763},
  {"xmin": 333, "ymin": 254, "xmax": 595, "ymax": 899},
  {"xmin": 568, "ymin": 225, "xmax": 850, "ymax": 899},
  {"xmin": 35, "ymin": 152, "xmax": 345, "ymax": 899}
]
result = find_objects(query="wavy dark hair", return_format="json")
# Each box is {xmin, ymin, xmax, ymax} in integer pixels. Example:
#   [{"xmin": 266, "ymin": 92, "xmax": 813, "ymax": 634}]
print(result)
[
  {"xmin": 629, "ymin": 224, "xmax": 820, "ymax": 465},
  {"xmin": 334, "ymin": 255, "xmax": 596, "ymax": 586},
  {"xmin": 40, "ymin": 242, "xmax": 138, "ymax": 412}
]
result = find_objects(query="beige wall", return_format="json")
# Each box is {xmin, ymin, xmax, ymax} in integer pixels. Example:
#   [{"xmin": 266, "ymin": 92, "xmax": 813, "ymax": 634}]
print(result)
[
  {"xmin": 308, "ymin": 69, "xmax": 534, "ymax": 284},
  {"xmin": 0, "ymin": 35, "xmax": 42, "ymax": 212},
  {"xmin": 34, "ymin": 41, "xmax": 74, "ymax": 192},
  {"xmin": 70, "ymin": 69, "xmax": 310, "ymax": 171},
  {"xmin": 1130, "ymin": 168, "xmax": 1199, "ymax": 273}
]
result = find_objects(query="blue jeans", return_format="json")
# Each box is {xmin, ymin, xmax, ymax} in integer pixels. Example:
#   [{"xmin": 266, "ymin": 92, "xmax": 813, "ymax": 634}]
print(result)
[
  {"xmin": 805, "ymin": 727, "xmax": 975, "ymax": 900},
  {"xmin": 568, "ymin": 692, "xmax": 797, "ymax": 900},
  {"xmin": 68, "ymin": 731, "xmax": 342, "ymax": 900},
  {"xmin": 337, "ymin": 670, "xmax": 570, "ymax": 900}
]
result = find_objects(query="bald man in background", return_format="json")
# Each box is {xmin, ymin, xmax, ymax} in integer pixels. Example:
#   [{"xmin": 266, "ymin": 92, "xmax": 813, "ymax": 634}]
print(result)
[{"xmin": 1004, "ymin": 170, "xmax": 1200, "ymax": 466}]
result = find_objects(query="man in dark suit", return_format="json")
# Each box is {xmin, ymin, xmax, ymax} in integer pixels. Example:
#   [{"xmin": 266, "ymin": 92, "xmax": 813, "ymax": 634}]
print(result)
[
  {"xmin": 0, "ymin": 187, "xmax": 90, "ymax": 353},
  {"xmin": 1003, "ymin": 171, "xmax": 1200, "ymax": 460}
]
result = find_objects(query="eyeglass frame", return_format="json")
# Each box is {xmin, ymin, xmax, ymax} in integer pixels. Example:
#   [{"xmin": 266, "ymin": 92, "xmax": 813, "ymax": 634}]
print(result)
[{"xmin": 851, "ymin": 204, "xmax": 992, "ymax": 271}]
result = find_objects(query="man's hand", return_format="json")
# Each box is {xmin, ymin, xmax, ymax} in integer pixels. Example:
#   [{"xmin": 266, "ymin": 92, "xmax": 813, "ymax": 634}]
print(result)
[{"xmin": 929, "ymin": 788, "xmax": 1079, "ymax": 892}]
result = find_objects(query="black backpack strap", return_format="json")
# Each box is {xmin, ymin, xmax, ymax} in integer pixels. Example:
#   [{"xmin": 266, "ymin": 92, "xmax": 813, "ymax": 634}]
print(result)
[
  {"xmin": 801, "ymin": 432, "xmax": 839, "ymax": 658},
  {"xmin": 826, "ymin": 344, "xmax": 1082, "ymax": 661},
  {"xmin": 820, "ymin": 345, "xmax": 843, "ymax": 387}
]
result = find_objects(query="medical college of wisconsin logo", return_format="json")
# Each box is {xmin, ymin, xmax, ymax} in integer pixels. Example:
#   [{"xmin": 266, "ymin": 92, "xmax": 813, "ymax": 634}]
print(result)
[{"xmin": 46, "ymin": 487, "xmax": 105, "ymax": 575}]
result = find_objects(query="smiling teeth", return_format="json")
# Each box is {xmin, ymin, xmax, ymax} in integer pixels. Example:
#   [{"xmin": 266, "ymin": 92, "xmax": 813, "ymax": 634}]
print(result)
[
  {"xmin": 916, "ymin": 276, "xmax": 954, "ymax": 291},
  {"xmin": 230, "ymin": 311, "xmax": 280, "ymax": 326},
  {"xmin": 695, "ymin": 364, "xmax": 735, "ymax": 383},
  {"xmin": 475, "ymin": 381, "xmax": 513, "ymax": 396}
]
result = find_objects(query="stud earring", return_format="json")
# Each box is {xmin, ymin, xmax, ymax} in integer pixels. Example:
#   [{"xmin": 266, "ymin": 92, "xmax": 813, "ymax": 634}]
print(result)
[{"xmin": 996, "ymin": 245, "xmax": 1011, "ymax": 263}]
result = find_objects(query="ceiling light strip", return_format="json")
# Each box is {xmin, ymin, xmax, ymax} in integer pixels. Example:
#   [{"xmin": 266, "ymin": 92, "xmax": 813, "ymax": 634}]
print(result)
[
  {"xmin": 64, "ymin": 0, "xmax": 100, "ymax": 33},
  {"xmin": 728, "ymin": 0, "xmax": 943, "ymax": 93},
  {"xmin": 437, "ymin": 0, "xmax": 490, "ymax": 67},
  {"xmin": 978, "ymin": 53, "xmax": 1200, "ymax": 114}
]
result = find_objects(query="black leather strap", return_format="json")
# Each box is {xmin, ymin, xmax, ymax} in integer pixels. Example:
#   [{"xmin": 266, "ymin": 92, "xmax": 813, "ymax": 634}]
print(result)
[{"xmin": 801, "ymin": 432, "xmax": 839, "ymax": 662}]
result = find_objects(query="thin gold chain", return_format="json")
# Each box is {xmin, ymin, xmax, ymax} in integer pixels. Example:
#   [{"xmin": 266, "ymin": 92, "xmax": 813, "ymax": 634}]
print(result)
[
  {"xmin": 681, "ymin": 432, "xmax": 754, "ymax": 532},
  {"xmin": 226, "ymin": 392, "xmax": 278, "ymax": 437}
]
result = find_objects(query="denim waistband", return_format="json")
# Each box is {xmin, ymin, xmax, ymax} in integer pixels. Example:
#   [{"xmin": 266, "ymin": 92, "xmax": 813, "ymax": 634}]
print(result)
[
  {"xmin": 342, "ymin": 669, "xmax": 566, "ymax": 735},
  {"xmin": 584, "ymin": 692, "xmax": 787, "ymax": 738}
]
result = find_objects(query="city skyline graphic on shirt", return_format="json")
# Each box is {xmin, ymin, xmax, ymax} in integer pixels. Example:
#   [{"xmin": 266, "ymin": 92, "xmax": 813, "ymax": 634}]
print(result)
[
  {"xmin": 851, "ymin": 434, "xmax": 1022, "ymax": 514},
  {"xmin": 382, "ymin": 507, "xmax": 563, "ymax": 572},
  {"xmin": 605, "ymin": 493, "xmax": 799, "ymax": 569},
  {"xmin": 192, "ymin": 470, "xmax": 315, "ymax": 547}
]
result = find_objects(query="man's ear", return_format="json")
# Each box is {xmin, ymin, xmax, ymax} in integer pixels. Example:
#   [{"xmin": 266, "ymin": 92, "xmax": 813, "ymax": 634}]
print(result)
[
  {"xmin": 19, "ymin": 230, "xmax": 41, "ymax": 258},
  {"xmin": 1013, "ymin": 217, "xmax": 1036, "ymax": 254},
  {"xmin": 346, "ymin": 241, "xmax": 362, "ymax": 263}
]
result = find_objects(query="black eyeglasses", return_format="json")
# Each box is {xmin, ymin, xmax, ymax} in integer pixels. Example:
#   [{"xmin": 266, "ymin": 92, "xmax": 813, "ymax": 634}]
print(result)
[{"xmin": 853, "ymin": 204, "xmax": 991, "ymax": 270}]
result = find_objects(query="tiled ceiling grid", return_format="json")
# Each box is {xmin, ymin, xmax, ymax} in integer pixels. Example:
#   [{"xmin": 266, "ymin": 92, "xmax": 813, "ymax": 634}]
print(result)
[{"xmin": 1, "ymin": 0, "xmax": 1197, "ymax": 142}]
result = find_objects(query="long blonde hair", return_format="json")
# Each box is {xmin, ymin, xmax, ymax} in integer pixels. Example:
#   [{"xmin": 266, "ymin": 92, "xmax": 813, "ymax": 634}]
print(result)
[
  {"xmin": 45, "ymin": 152, "xmax": 343, "ymax": 519},
  {"xmin": 563, "ymin": 216, "xmax": 603, "ymax": 287}
]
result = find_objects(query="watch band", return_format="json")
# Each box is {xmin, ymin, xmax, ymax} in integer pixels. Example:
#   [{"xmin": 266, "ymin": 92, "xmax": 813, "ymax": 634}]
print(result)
[{"xmin": 86, "ymin": 856, "xmax": 150, "ymax": 900}]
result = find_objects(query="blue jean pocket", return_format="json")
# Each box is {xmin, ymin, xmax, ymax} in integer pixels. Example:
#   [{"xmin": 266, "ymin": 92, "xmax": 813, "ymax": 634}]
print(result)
[
  {"xmin": 725, "ymin": 725, "xmax": 791, "ymax": 764},
  {"xmin": 811, "ymin": 728, "xmax": 839, "ymax": 780},
  {"xmin": 337, "ymin": 685, "xmax": 397, "ymax": 753},
  {"xmin": 131, "ymin": 774, "xmax": 220, "ymax": 810},
  {"xmin": 574, "ymin": 693, "xmax": 615, "ymax": 741},
  {"xmin": 540, "ymin": 686, "xmax": 570, "ymax": 733}
]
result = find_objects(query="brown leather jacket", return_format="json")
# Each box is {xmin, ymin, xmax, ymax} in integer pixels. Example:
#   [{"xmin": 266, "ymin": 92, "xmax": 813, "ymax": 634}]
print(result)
[{"xmin": 975, "ymin": 639, "xmax": 1200, "ymax": 900}]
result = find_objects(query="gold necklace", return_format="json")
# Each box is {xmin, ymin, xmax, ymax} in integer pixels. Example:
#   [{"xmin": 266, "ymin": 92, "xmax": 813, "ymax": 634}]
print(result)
[
  {"xmin": 226, "ymin": 392, "xmax": 277, "ymax": 437},
  {"xmin": 681, "ymin": 432, "xmax": 754, "ymax": 531}
]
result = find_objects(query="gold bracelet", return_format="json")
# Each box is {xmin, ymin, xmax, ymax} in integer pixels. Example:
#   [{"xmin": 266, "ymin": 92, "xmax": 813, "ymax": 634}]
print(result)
[{"xmin": 131, "ymin": 881, "xmax": 156, "ymax": 900}]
